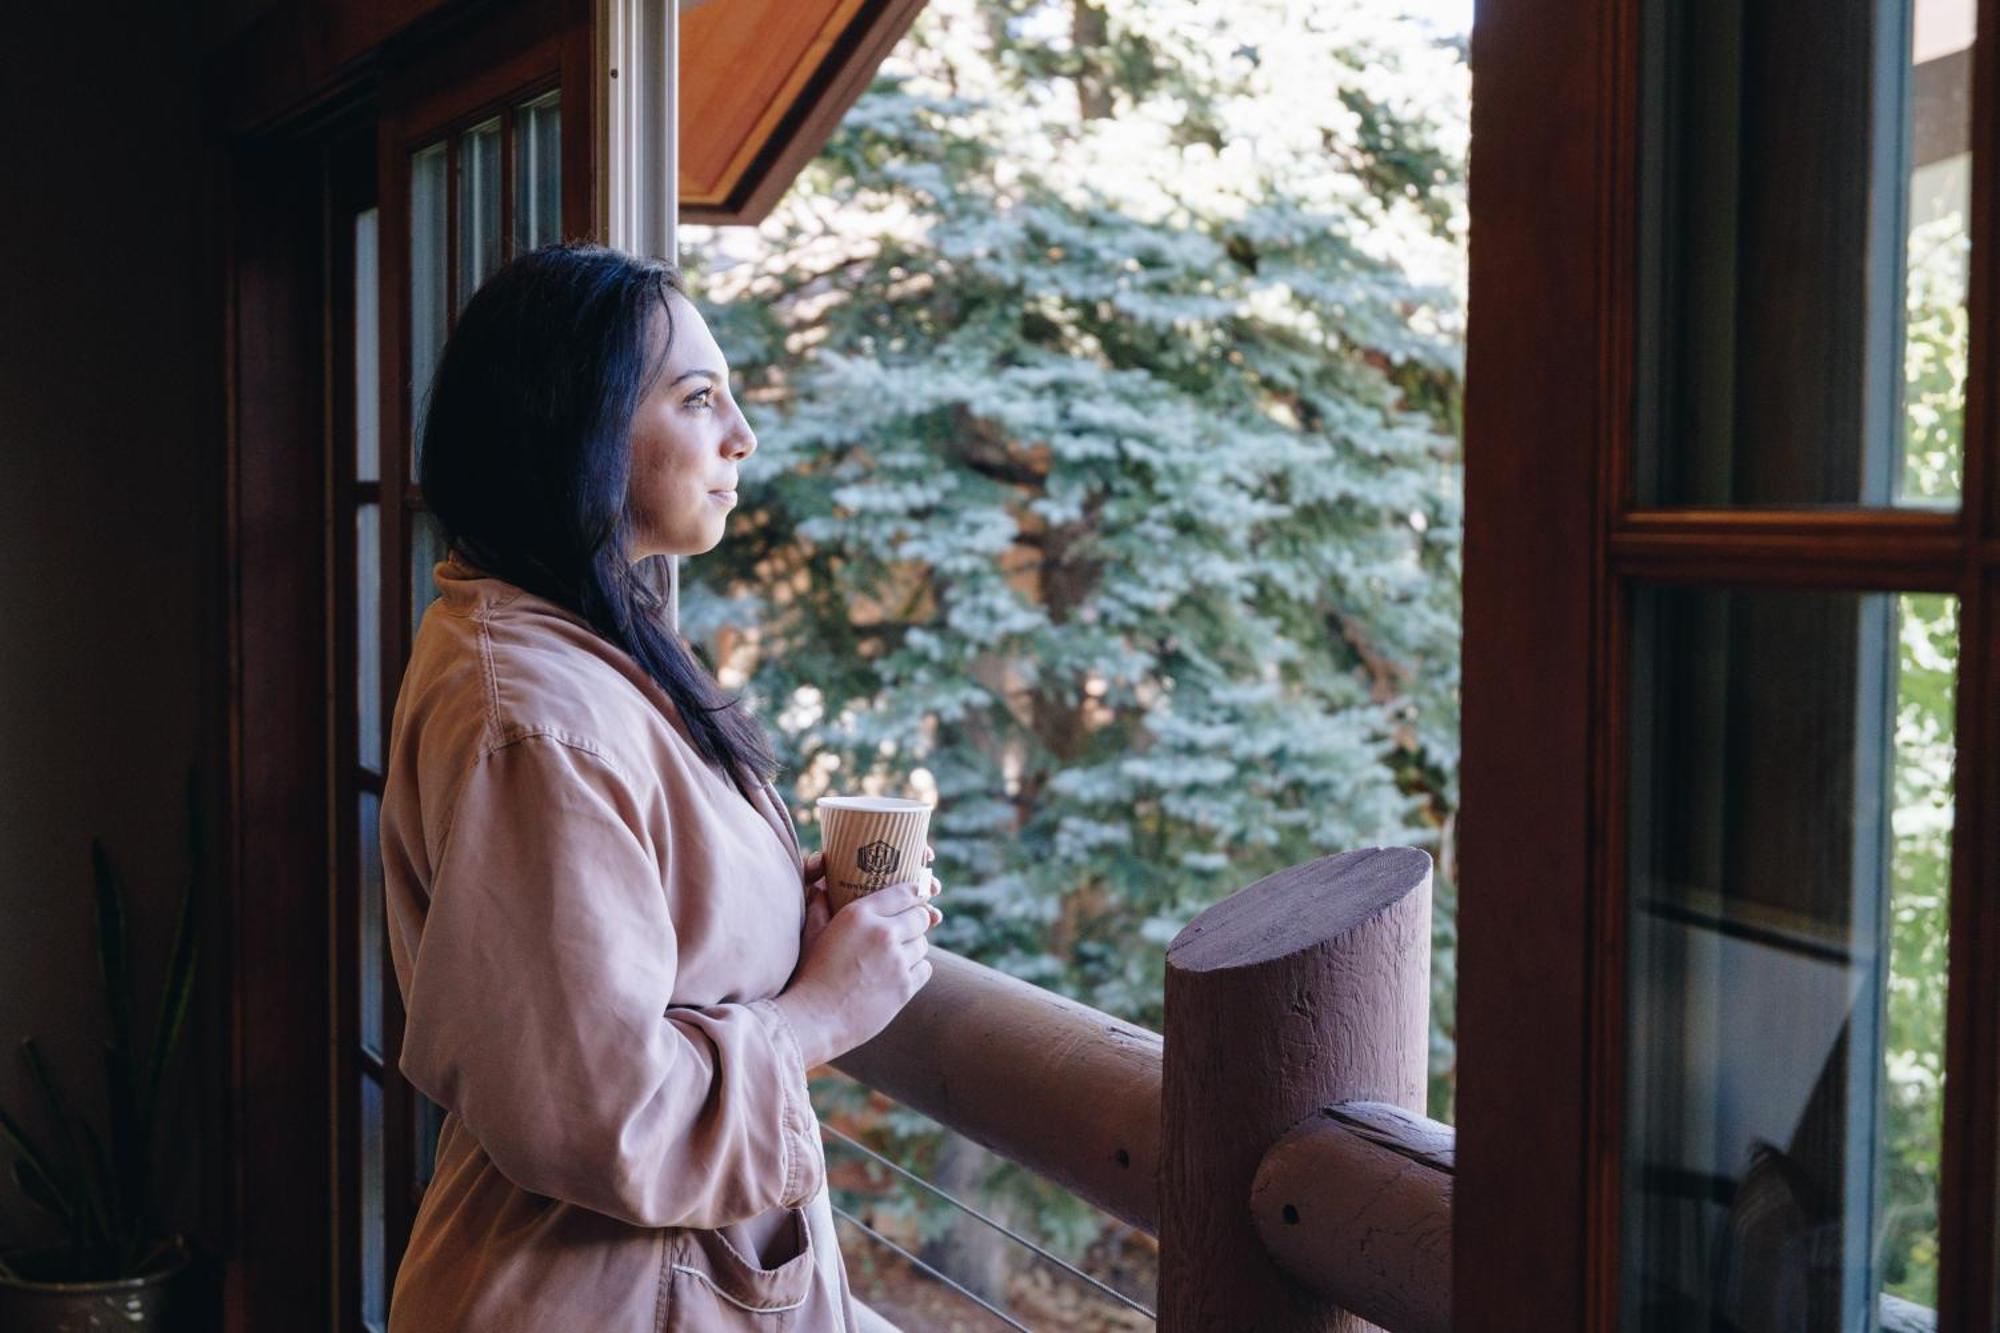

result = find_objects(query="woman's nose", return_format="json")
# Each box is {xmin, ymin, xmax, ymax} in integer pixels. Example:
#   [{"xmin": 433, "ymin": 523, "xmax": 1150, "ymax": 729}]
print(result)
[{"xmin": 727, "ymin": 411, "xmax": 757, "ymax": 460}]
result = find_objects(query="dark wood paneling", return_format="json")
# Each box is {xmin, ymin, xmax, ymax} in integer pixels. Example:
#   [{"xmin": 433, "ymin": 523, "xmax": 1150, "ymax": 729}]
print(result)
[
  {"xmin": 1936, "ymin": 0, "xmax": 2000, "ymax": 1324},
  {"xmin": 1466, "ymin": 0, "xmax": 2000, "ymax": 1323},
  {"xmin": 380, "ymin": 1, "xmax": 571, "ymax": 151},
  {"xmin": 1977, "ymin": 0, "xmax": 1999, "ymax": 544},
  {"xmin": 204, "ymin": 0, "xmax": 459, "ymax": 136},
  {"xmin": 1939, "ymin": 568, "xmax": 1998, "ymax": 1331},
  {"xmin": 221, "ymin": 140, "xmax": 333, "ymax": 1332},
  {"xmin": 1610, "ymin": 510, "xmax": 1965, "ymax": 591},
  {"xmin": 1457, "ymin": 0, "xmax": 1623, "ymax": 1324}
]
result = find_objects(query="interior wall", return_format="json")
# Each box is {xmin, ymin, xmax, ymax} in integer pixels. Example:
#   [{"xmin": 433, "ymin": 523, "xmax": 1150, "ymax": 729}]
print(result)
[{"xmin": 0, "ymin": 2, "xmax": 221, "ymax": 1248}]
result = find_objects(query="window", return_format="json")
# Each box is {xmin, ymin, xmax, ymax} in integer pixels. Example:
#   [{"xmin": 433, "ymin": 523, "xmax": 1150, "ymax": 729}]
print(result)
[
  {"xmin": 1457, "ymin": 0, "xmax": 1997, "ymax": 1325},
  {"xmin": 333, "ymin": 24, "xmax": 580, "ymax": 1322}
]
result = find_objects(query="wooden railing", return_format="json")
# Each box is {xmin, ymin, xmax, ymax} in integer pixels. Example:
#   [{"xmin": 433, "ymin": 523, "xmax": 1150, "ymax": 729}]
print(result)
[{"xmin": 834, "ymin": 846, "xmax": 1451, "ymax": 1332}]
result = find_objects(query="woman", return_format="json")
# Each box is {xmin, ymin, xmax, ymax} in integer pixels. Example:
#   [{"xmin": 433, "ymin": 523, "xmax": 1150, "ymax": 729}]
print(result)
[{"xmin": 379, "ymin": 242, "xmax": 941, "ymax": 1331}]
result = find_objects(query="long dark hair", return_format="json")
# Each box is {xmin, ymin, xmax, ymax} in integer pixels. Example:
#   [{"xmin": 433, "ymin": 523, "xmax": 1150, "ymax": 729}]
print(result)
[{"xmin": 418, "ymin": 241, "xmax": 779, "ymax": 796}]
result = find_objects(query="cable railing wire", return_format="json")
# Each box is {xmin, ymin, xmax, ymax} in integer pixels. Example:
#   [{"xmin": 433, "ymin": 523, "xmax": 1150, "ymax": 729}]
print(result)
[
  {"xmin": 830, "ymin": 1201, "xmax": 1035, "ymax": 1332},
  {"xmin": 821, "ymin": 1120, "xmax": 1158, "ymax": 1321}
]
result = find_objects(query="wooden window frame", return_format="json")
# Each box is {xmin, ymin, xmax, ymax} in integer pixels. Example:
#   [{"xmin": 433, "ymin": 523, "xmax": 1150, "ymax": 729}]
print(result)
[
  {"xmin": 218, "ymin": 5, "xmax": 594, "ymax": 1330},
  {"xmin": 221, "ymin": 134, "xmax": 341, "ymax": 1333},
  {"xmin": 363, "ymin": 0, "xmax": 596, "ymax": 1310},
  {"xmin": 1457, "ymin": 0, "xmax": 2000, "ymax": 1326},
  {"xmin": 327, "ymin": 125, "xmax": 380, "ymax": 1333}
]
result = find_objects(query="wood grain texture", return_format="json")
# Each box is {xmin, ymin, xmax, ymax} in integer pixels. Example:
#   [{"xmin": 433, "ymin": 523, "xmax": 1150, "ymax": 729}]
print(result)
[
  {"xmin": 223, "ymin": 139, "xmax": 334, "ymax": 1333},
  {"xmin": 1935, "ymin": 2, "xmax": 2000, "ymax": 1326},
  {"xmin": 833, "ymin": 947, "xmax": 1164, "ymax": 1233},
  {"xmin": 1457, "ymin": 0, "xmax": 1610, "ymax": 1318},
  {"xmin": 1251, "ymin": 1106, "xmax": 1453, "ymax": 1333},
  {"xmin": 1318, "ymin": 1101, "xmax": 1454, "ymax": 1174},
  {"xmin": 1159, "ymin": 847, "xmax": 1432, "ymax": 1332},
  {"xmin": 685, "ymin": 0, "xmax": 932, "ymax": 223}
]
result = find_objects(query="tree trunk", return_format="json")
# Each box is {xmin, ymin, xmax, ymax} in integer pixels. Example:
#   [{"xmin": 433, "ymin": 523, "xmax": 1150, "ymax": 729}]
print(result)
[{"xmin": 915, "ymin": 1132, "xmax": 1015, "ymax": 1302}]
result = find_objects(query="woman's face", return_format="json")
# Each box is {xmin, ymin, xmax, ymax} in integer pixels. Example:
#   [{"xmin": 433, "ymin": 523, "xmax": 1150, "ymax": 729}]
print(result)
[{"xmin": 624, "ymin": 292, "xmax": 757, "ymax": 562}]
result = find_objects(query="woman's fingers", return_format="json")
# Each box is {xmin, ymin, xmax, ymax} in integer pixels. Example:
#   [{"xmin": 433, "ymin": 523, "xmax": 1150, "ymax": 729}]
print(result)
[
  {"xmin": 800, "ymin": 887, "xmax": 832, "ymax": 947},
  {"xmin": 885, "ymin": 895, "xmax": 932, "ymax": 920},
  {"xmin": 917, "ymin": 904, "xmax": 941, "ymax": 929},
  {"xmin": 892, "ymin": 903, "xmax": 941, "ymax": 939}
]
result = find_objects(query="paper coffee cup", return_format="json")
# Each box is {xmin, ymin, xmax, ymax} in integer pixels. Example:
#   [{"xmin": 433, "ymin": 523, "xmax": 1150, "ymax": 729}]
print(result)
[{"xmin": 815, "ymin": 795, "xmax": 932, "ymax": 914}]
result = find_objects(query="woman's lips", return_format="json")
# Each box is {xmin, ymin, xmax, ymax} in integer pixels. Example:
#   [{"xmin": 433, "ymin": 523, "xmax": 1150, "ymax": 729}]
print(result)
[{"xmin": 709, "ymin": 489, "xmax": 737, "ymax": 506}]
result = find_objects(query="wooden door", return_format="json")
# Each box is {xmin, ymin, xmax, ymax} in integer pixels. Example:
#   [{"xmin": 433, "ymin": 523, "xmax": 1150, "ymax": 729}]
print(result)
[
  {"xmin": 329, "ymin": 5, "xmax": 595, "ymax": 1327},
  {"xmin": 1458, "ymin": 0, "xmax": 1998, "ymax": 1326}
]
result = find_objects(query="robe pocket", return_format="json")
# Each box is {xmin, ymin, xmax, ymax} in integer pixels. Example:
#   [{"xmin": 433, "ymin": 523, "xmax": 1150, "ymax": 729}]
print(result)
[{"xmin": 664, "ymin": 1207, "xmax": 817, "ymax": 1330}]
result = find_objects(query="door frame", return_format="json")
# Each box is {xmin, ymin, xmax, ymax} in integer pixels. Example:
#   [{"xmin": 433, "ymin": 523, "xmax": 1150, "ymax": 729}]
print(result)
[
  {"xmin": 217, "ymin": 3, "xmax": 592, "ymax": 1328},
  {"xmin": 1457, "ymin": 0, "xmax": 2000, "ymax": 1326}
]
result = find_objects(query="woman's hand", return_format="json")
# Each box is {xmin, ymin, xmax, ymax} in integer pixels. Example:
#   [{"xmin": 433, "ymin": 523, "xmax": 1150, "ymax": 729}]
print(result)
[
  {"xmin": 799, "ymin": 845, "xmax": 938, "ymax": 957},
  {"xmin": 781, "ymin": 846, "xmax": 941, "ymax": 1068}
]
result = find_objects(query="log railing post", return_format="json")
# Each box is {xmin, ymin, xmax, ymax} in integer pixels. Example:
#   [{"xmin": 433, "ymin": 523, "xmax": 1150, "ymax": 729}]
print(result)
[{"xmin": 1159, "ymin": 846, "xmax": 1433, "ymax": 1332}]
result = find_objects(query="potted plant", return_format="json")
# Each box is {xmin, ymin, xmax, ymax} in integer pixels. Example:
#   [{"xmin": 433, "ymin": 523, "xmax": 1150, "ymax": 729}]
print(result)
[{"xmin": 0, "ymin": 778, "xmax": 203, "ymax": 1330}]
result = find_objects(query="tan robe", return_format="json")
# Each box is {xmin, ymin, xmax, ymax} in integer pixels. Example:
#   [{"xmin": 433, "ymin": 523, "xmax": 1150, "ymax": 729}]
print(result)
[{"xmin": 380, "ymin": 555, "xmax": 859, "ymax": 1331}]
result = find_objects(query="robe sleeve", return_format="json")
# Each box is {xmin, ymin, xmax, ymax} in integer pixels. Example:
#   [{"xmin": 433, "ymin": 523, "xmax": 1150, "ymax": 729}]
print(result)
[{"xmin": 396, "ymin": 733, "xmax": 823, "ymax": 1229}]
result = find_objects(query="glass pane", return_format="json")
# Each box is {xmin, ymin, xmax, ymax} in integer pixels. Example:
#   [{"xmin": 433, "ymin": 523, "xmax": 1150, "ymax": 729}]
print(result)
[
  {"xmin": 1899, "ymin": 0, "xmax": 1974, "ymax": 505},
  {"xmin": 356, "ymin": 505, "xmax": 382, "ymax": 772},
  {"xmin": 1635, "ymin": 0, "xmax": 1974, "ymax": 507},
  {"xmin": 1883, "ymin": 593, "xmax": 1954, "ymax": 1312},
  {"xmin": 354, "ymin": 207, "xmax": 379, "ymax": 483},
  {"xmin": 457, "ymin": 118, "xmax": 502, "ymax": 314},
  {"xmin": 361, "ymin": 1072, "xmax": 385, "ymax": 1328},
  {"xmin": 513, "ymin": 91, "xmax": 561, "ymax": 253},
  {"xmin": 359, "ymin": 791, "xmax": 383, "ymax": 1058},
  {"xmin": 1622, "ymin": 587, "xmax": 1957, "ymax": 1329},
  {"xmin": 415, "ymin": 1094, "xmax": 446, "ymax": 1190},
  {"xmin": 410, "ymin": 142, "xmax": 448, "ymax": 470},
  {"xmin": 409, "ymin": 509, "xmax": 450, "ymax": 640}
]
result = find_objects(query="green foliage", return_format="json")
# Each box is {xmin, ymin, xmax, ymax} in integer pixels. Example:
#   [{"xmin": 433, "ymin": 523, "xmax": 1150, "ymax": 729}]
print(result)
[
  {"xmin": 1875, "ymin": 194, "xmax": 1970, "ymax": 1307},
  {"xmin": 1881, "ymin": 593, "xmax": 1953, "ymax": 1307},
  {"xmin": 688, "ymin": 0, "xmax": 1462, "ymax": 1019},
  {"xmin": 1899, "ymin": 215, "xmax": 1970, "ymax": 506},
  {"xmin": 686, "ymin": 0, "xmax": 1465, "ymax": 1263},
  {"xmin": 0, "ymin": 775, "xmax": 202, "ymax": 1282}
]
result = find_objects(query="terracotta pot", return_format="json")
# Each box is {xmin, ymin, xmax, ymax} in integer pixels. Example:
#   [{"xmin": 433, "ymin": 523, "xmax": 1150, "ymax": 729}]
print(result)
[{"xmin": 0, "ymin": 1238, "xmax": 194, "ymax": 1332}]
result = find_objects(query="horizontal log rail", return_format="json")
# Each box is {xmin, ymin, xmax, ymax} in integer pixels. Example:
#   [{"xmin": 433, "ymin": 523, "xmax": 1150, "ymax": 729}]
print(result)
[
  {"xmin": 831, "ymin": 846, "xmax": 1450, "ymax": 1332},
  {"xmin": 1252, "ymin": 1103, "xmax": 1452, "ymax": 1333},
  {"xmin": 833, "ymin": 947, "xmax": 1165, "ymax": 1232}
]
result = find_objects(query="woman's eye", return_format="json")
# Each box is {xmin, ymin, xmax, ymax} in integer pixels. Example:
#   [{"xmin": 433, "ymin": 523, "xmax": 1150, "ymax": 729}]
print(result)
[{"xmin": 686, "ymin": 389, "xmax": 714, "ymax": 409}]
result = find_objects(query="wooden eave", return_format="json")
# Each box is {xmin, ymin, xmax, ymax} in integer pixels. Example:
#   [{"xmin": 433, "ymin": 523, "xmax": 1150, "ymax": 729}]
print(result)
[
  {"xmin": 203, "ymin": 0, "xmax": 928, "ymax": 225},
  {"xmin": 680, "ymin": 0, "xmax": 927, "ymax": 223}
]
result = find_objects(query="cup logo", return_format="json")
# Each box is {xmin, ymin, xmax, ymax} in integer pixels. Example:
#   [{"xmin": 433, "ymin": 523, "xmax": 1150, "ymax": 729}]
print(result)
[{"xmin": 857, "ymin": 838, "xmax": 900, "ymax": 884}]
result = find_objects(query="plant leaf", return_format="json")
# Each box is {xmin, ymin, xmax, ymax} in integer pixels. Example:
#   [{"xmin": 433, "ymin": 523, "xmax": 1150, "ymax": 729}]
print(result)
[
  {"xmin": 91, "ymin": 841, "xmax": 135, "ymax": 1062},
  {"xmin": 75, "ymin": 1116, "xmax": 122, "ymax": 1266},
  {"xmin": 91, "ymin": 841, "xmax": 142, "ymax": 1234},
  {"xmin": 16, "ymin": 1038, "xmax": 100, "ymax": 1248},
  {"xmin": 0, "ymin": 1103, "xmax": 71, "ymax": 1224},
  {"xmin": 139, "ymin": 772, "xmax": 204, "ymax": 1224},
  {"xmin": 12, "ymin": 1154, "xmax": 72, "ymax": 1223},
  {"xmin": 102, "ymin": 1039, "xmax": 140, "ymax": 1236}
]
